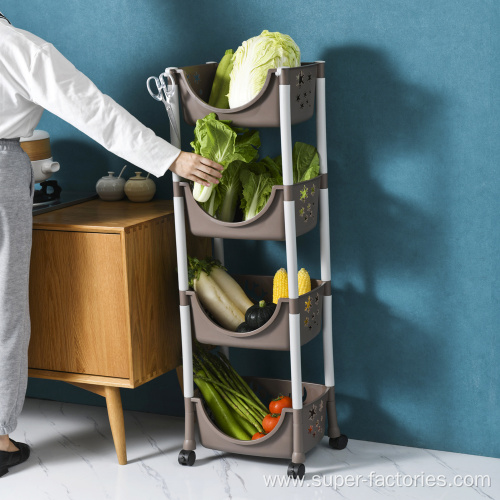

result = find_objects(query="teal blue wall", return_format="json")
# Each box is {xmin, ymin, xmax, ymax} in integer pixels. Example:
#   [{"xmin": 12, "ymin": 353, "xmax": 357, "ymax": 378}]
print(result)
[{"xmin": 5, "ymin": 0, "xmax": 499, "ymax": 458}]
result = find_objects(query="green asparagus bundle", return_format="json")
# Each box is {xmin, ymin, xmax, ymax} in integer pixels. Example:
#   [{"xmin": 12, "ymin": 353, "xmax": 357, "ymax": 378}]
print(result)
[{"xmin": 192, "ymin": 342, "xmax": 268, "ymax": 440}]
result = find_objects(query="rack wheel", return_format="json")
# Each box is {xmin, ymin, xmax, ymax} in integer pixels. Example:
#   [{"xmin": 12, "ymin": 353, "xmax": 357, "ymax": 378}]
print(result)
[
  {"xmin": 178, "ymin": 449, "xmax": 196, "ymax": 466},
  {"xmin": 287, "ymin": 462, "xmax": 305, "ymax": 480},
  {"xmin": 329, "ymin": 434, "xmax": 348, "ymax": 450}
]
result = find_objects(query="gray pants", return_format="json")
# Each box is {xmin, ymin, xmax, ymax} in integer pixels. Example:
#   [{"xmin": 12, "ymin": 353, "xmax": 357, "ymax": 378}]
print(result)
[{"xmin": 0, "ymin": 139, "xmax": 34, "ymax": 435}]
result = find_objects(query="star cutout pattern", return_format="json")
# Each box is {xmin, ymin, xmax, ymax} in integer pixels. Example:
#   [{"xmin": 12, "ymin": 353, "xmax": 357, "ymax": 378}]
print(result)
[
  {"xmin": 304, "ymin": 296, "xmax": 312, "ymax": 312},
  {"xmin": 295, "ymin": 69, "xmax": 314, "ymax": 111},
  {"xmin": 306, "ymin": 398, "xmax": 327, "ymax": 439},
  {"xmin": 297, "ymin": 183, "xmax": 317, "ymax": 226},
  {"xmin": 309, "ymin": 404, "xmax": 317, "ymax": 420},
  {"xmin": 296, "ymin": 70, "xmax": 305, "ymax": 87}
]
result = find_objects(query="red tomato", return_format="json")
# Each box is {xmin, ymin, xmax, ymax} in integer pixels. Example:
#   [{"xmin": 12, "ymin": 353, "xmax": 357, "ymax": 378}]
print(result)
[
  {"xmin": 269, "ymin": 394, "xmax": 293, "ymax": 414},
  {"xmin": 252, "ymin": 432, "xmax": 266, "ymax": 440},
  {"xmin": 262, "ymin": 413, "xmax": 281, "ymax": 433}
]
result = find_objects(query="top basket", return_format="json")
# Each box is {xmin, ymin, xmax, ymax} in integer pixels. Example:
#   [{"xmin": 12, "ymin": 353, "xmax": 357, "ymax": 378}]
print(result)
[{"xmin": 171, "ymin": 62, "xmax": 322, "ymax": 128}]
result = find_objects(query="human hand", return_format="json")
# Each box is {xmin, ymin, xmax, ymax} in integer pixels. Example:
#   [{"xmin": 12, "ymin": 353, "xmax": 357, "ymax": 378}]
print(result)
[{"xmin": 169, "ymin": 152, "xmax": 223, "ymax": 187}]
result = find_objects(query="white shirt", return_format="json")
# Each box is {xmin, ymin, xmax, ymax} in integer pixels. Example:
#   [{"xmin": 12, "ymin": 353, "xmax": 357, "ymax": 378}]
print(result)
[{"xmin": 0, "ymin": 17, "xmax": 180, "ymax": 177}]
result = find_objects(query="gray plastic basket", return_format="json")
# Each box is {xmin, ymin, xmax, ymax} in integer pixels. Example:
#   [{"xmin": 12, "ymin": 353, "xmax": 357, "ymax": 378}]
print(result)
[
  {"xmin": 179, "ymin": 175, "xmax": 321, "ymax": 240},
  {"xmin": 186, "ymin": 275, "xmax": 325, "ymax": 350},
  {"xmin": 193, "ymin": 377, "xmax": 329, "ymax": 459},
  {"xmin": 172, "ymin": 62, "xmax": 320, "ymax": 127}
]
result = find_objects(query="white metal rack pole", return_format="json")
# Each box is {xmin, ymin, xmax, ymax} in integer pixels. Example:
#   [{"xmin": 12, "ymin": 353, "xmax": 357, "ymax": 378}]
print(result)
[
  {"xmin": 168, "ymin": 69, "xmax": 196, "ymax": 451},
  {"xmin": 315, "ymin": 61, "xmax": 335, "ymax": 389},
  {"xmin": 278, "ymin": 67, "xmax": 305, "ymax": 465},
  {"xmin": 316, "ymin": 61, "xmax": 341, "ymax": 440}
]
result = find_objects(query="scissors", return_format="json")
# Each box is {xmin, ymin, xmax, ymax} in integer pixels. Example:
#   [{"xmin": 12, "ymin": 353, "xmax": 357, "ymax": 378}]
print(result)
[{"xmin": 147, "ymin": 71, "xmax": 180, "ymax": 144}]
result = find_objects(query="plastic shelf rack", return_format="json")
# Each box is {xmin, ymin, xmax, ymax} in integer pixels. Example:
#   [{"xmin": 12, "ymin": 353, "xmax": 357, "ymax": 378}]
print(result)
[{"xmin": 154, "ymin": 60, "xmax": 347, "ymax": 479}]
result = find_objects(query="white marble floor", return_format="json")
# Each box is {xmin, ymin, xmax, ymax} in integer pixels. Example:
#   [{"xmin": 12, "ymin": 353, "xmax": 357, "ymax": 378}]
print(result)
[{"xmin": 1, "ymin": 397, "xmax": 499, "ymax": 499}]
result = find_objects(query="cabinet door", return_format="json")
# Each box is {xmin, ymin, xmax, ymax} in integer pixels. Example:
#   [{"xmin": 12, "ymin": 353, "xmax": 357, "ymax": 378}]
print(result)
[{"xmin": 29, "ymin": 230, "xmax": 130, "ymax": 378}]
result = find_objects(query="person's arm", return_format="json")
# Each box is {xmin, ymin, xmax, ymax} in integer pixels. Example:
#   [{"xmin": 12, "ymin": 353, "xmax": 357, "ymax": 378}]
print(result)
[{"xmin": 27, "ymin": 41, "xmax": 222, "ymax": 184}]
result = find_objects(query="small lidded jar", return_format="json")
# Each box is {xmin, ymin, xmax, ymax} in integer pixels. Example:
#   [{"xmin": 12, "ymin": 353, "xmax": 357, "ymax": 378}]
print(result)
[
  {"xmin": 96, "ymin": 171, "xmax": 126, "ymax": 201},
  {"xmin": 124, "ymin": 172, "xmax": 156, "ymax": 202}
]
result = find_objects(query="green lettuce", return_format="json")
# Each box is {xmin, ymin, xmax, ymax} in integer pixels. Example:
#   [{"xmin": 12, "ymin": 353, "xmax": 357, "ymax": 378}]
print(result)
[
  {"xmin": 232, "ymin": 127, "xmax": 261, "ymax": 162},
  {"xmin": 191, "ymin": 113, "xmax": 260, "ymax": 203},
  {"xmin": 293, "ymin": 141, "xmax": 320, "ymax": 182},
  {"xmin": 239, "ymin": 160, "xmax": 282, "ymax": 221},
  {"xmin": 274, "ymin": 142, "xmax": 320, "ymax": 184},
  {"xmin": 260, "ymin": 156, "xmax": 283, "ymax": 185}
]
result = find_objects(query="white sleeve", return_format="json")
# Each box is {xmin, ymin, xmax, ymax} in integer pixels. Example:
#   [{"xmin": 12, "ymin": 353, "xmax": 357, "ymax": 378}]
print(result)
[{"xmin": 28, "ymin": 42, "xmax": 180, "ymax": 177}]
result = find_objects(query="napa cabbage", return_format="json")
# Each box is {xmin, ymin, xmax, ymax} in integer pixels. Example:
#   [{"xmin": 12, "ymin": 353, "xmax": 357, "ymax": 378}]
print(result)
[
  {"xmin": 274, "ymin": 142, "xmax": 320, "ymax": 184},
  {"xmin": 191, "ymin": 113, "xmax": 260, "ymax": 204},
  {"xmin": 228, "ymin": 30, "xmax": 301, "ymax": 109},
  {"xmin": 217, "ymin": 160, "xmax": 244, "ymax": 222},
  {"xmin": 239, "ymin": 159, "xmax": 282, "ymax": 221}
]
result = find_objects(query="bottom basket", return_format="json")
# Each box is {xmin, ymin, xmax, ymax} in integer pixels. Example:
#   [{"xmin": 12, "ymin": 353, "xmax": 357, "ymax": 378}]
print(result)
[{"xmin": 192, "ymin": 377, "xmax": 329, "ymax": 459}]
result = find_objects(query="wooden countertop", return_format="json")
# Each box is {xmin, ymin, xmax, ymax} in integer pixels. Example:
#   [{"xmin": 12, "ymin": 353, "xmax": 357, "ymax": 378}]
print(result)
[{"xmin": 32, "ymin": 199, "xmax": 175, "ymax": 233}]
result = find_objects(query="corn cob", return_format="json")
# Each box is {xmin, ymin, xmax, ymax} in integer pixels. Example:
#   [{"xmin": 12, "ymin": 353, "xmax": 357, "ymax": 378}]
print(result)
[
  {"xmin": 273, "ymin": 268, "xmax": 288, "ymax": 304},
  {"xmin": 208, "ymin": 49, "xmax": 234, "ymax": 109},
  {"xmin": 298, "ymin": 268, "xmax": 311, "ymax": 295}
]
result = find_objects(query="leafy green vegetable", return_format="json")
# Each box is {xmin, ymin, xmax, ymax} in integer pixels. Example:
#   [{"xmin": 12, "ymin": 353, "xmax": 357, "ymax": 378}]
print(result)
[
  {"xmin": 208, "ymin": 49, "xmax": 234, "ymax": 109},
  {"xmin": 190, "ymin": 113, "xmax": 318, "ymax": 222},
  {"xmin": 191, "ymin": 113, "xmax": 260, "ymax": 203},
  {"xmin": 228, "ymin": 30, "xmax": 301, "ymax": 108},
  {"xmin": 200, "ymin": 188, "xmax": 222, "ymax": 217},
  {"xmin": 293, "ymin": 141, "xmax": 320, "ymax": 182},
  {"xmin": 233, "ymin": 127, "xmax": 261, "ymax": 163},
  {"xmin": 218, "ymin": 161, "xmax": 243, "ymax": 222},
  {"xmin": 240, "ymin": 161, "xmax": 278, "ymax": 221},
  {"xmin": 187, "ymin": 255, "xmax": 224, "ymax": 289},
  {"xmin": 260, "ymin": 156, "xmax": 283, "ymax": 185},
  {"xmin": 274, "ymin": 142, "xmax": 320, "ymax": 184}
]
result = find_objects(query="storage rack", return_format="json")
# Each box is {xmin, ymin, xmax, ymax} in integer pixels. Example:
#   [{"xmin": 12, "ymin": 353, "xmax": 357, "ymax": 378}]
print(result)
[{"xmin": 160, "ymin": 61, "xmax": 347, "ymax": 479}]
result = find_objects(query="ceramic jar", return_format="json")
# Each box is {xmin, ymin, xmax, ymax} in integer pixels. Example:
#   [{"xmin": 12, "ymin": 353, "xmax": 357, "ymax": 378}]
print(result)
[
  {"xmin": 124, "ymin": 172, "xmax": 156, "ymax": 202},
  {"xmin": 96, "ymin": 172, "xmax": 126, "ymax": 201}
]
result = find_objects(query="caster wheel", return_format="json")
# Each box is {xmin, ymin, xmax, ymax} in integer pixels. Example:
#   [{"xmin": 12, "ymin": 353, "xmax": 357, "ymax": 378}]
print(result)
[
  {"xmin": 329, "ymin": 434, "xmax": 348, "ymax": 450},
  {"xmin": 287, "ymin": 462, "xmax": 305, "ymax": 480},
  {"xmin": 178, "ymin": 449, "xmax": 196, "ymax": 466}
]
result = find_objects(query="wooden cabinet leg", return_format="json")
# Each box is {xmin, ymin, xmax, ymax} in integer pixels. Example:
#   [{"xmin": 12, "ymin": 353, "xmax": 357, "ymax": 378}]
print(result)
[{"xmin": 104, "ymin": 386, "xmax": 127, "ymax": 465}]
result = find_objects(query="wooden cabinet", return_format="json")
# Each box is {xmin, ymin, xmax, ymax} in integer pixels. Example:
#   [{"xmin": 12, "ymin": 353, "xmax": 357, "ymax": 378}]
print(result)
[{"xmin": 28, "ymin": 199, "xmax": 210, "ymax": 464}]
